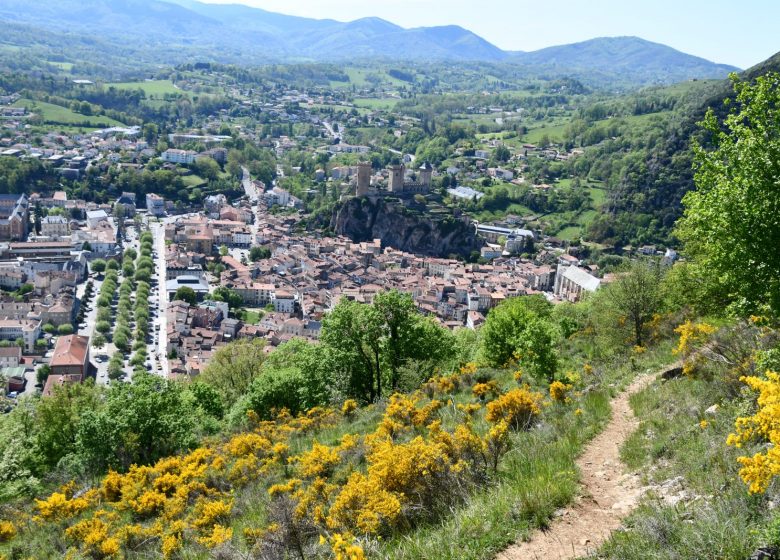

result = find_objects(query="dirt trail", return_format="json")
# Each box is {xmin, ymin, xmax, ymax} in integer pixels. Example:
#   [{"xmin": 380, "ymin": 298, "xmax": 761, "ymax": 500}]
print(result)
[{"xmin": 496, "ymin": 372, "xmax": 658, "ymax": 560}]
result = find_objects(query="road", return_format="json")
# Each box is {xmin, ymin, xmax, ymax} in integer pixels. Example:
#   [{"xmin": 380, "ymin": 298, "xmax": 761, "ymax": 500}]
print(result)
[
  {"xmin": 77, "ymin": 272, "xmax": 107, "ymax": 385},
  {"xmin": 322, "ymin": 121, "xmax": 341, "ymax": 141},
  {"xmin": 241, "ymin": 166, "xmax": 259, "ymax": 200},
  {"xmin": 150, "ymin": 221, "xmax": 169, "ymax": 379}
]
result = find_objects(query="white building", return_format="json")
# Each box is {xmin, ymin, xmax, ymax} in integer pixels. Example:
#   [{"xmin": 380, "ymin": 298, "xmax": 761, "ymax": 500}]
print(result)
[
  {"xmin": 86, "ymin": 210, "xmax": 109, "ymax": 229},
  {"xmin": 554, "ymin": 264, "xmax": 601, "ymax": 302},
  {"xmin": 41, "ymin": 215, "xmax": 70, "ymax": 238},
  {"xmin": 0, "ymin": 318, "xmax": 41, "ymax": 352},
  {"xmin": 146, "ymin": 193, "xmax": 166, "ymax": 217},
  {"xmin": 161, "ymin": 149, "xmax": 197, "ymax": 165},
  {"xmin": 272, "ymin": 290, "xmax": 296, "ymax": 314}
]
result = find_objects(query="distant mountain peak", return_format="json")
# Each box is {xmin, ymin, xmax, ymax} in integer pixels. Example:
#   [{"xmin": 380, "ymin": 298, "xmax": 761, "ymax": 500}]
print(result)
[{"xmin": 0, "ymin": 0, "xmax": 740, "ymax": 82}]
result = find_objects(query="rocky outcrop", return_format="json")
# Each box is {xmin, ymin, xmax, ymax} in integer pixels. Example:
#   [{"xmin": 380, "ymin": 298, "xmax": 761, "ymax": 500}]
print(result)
[{"xmin": 331, "ymin": 196, "xmax": 483, "ymax": 258}]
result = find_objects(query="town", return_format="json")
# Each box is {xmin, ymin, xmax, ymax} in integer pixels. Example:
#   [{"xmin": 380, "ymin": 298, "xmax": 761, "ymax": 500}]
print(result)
[{"xmin": 0, "ymin": 66, "xmax": 683, "ymax": 402}]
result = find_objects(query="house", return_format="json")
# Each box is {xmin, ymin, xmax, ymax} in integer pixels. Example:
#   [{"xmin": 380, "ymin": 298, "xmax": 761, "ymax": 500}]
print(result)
[
  {"xmin": 50, "ymin": 334, "xmax": 90, "ymax": 377},
  {"xmin": 272, "ymin": 290, "xmax": 296, "ymax": 314},
  {"xmin": 146, "ymin": 193, "xmax": 166, "ymax": 217},
  {"xmin": 86, "ymin": 209, "xmax": 109, "ymax": 229},
  {"xmin": 41, "ymin": 215, "xmax": 70, "ymax": 238},
  {"xmin": 114, "ymin": 192, "xmax": 136, "ymax": 217},
  {"xmin": 0, "ymin": 318, "xmax": 41, "ymax": 352},
  {"xmin": 0, "ymin": 346, "xmax": 21, "ymax": 368}
]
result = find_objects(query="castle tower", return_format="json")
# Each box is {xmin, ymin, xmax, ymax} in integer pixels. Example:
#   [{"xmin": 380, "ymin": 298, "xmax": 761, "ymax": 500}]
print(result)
[
  {"xmin": 418, "ymin": 162, "xmax": 433, "ymax": 190},
  {"xmin": 356, "ymin": 161, "xmax": 371, "ymax": 196},
  {"xmin": 389, "ymin": 164, "xmax": 405, "ymax": 193}
]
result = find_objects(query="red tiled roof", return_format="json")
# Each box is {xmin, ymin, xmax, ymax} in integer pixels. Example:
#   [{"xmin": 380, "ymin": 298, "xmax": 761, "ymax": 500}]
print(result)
[{"xmin": 50, "ymin": 334, "xmax": 89, "ymax": 367}]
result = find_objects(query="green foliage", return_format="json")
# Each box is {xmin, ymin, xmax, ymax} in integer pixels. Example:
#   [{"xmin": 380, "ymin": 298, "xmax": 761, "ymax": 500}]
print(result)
[
  {"xmin": 56, "ymin": 324, "xmax": 74, "ymax": 335},
  {"xmin": 320, "ymin": 290, "xmax": 454, "ymax": 401},
  {"xmin": 678, "ymin": 73, "xmax": 780, "ymax": 316},
  {"xmin": 249, "ymin": 246, "xmax": 271, "ymax": 261},
  {"xmin": 199, "ymin": 338, "xmax": 267, "ymax": 406},
  {"xmin": 480, "ymin": 296, "xmax": 558, "ymax": 380},
  {"xmin": 173, "ymin": 286, "xmax": 198, "ymax": 305}
]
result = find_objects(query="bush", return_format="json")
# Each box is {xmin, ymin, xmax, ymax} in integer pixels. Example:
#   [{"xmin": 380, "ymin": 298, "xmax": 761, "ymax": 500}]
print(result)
[{"xmin": 486, "ymin": 387, "xmax": 543, "ymax": 430}]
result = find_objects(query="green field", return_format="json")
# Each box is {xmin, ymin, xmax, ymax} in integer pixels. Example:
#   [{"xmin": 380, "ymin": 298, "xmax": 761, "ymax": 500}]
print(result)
[
  {"xmin": 12, "ymin": 99, "xmax": 124, "ymax": 127},
  {"xmin": 330, "ymin": 67, "xmax": 411, "ymax": 88},
  {"xmin": 587, "ymin": 186, "xmax": 607, "ymax": 207},
  {"xmin": 353, "ymin": 97, "xmax": 398, "ymax": 110},
  {"xmin": 522, "ymin": 123, "xmax": 568, "ymax": 144},
  {"xmin": 107, "ymin": 80, "xmax": 181, "ymax": 97},
  {"xmin": 48, "ymin": 61, "xmax": 73, "ymax": 71},
  {"xmin": 181, "ymin": 174, "xmax": 206, "ymax": 188}
]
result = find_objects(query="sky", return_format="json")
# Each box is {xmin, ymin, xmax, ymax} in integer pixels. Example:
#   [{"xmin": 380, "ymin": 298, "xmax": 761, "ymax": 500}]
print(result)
[{"xmin": 199, "ymin": 0, "xmax": 778, "ymax": 69}]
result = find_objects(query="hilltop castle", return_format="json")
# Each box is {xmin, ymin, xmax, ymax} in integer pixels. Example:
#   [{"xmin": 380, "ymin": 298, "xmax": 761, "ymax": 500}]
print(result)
[{"xmin": 355, "ymin": 162, "xmax": 433, "ymax": 197}]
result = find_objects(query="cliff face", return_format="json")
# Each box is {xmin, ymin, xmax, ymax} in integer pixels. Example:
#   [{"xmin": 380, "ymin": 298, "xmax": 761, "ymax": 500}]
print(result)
[{"xmin": 331, "ymin": 196, "xmax": 483, "ymax": 258}]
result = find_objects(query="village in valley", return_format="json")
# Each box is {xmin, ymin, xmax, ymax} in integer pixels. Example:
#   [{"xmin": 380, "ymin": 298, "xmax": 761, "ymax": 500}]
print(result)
[{"xmin": 0, "ymin": 65, "xmax": 680, "ymax": 401}]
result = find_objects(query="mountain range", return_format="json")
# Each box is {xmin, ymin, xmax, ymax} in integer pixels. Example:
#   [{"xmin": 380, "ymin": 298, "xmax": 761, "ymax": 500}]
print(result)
[{"xmin": 0, "ymin": 0, "xmax": 740, "ymax": 83}]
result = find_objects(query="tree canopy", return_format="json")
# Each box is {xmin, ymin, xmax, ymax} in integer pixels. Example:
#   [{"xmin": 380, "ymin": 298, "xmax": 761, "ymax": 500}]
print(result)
[{"xmin": 678, "ymin": 73, "xmax": 780, "ymax": 315}]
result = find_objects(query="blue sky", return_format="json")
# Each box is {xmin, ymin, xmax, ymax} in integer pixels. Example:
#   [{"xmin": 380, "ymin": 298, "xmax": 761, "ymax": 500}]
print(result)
[{"xmin": 202, "ymin": 0, "xmax": 778, "ymax": 68}]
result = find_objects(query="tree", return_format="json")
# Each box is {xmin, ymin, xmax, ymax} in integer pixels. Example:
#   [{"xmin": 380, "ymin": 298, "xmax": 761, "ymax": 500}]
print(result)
[
  {"xmin": 106, "ymin": 260, "xmax": 119, "ymax": 271},
  {"xmin": 42, "ymin": 323, "xmax": 55, "ymax": 335},
  {"xmin": 76, "ymin": 373, "xmax": 198, "ymax": 472},
  {"xmin": 320, "ymin": 291, "xmax": 453, "ymax": 401},
  {"xmin": 219, "ymin": 245, "xmax": 229, "ymax": 257},
  {"xmin": 173, "ymin": 286, "xmax": 198, "ymax": 305},
  {"xmin": 606, "ymin": 261, "xmax": 662, "ymax": 347},
  {"xmin": 678, "ymin": 73, "xmax": 780, "ymax": 315},
  {"xmin": 250, "ymin": 246, "xmax": 271, "ymax": 261},
  {"xmin": 480, "ymin": 296, "xmax": 558, "ymax": 380},
  {"xmin": 92, "ymin": 334, "xmax": 106, "ymax": 349},
  {"xmin": 199, "ymin": 338, "xmax": 267, "ymax": 405},
  {"xmin": 95, "ymin": 321, "xmax": 111, "ymax": 335},
  {"xmin": 36, "ymin": 364, "xmax": 50, "ymax": 386},
  {"xmin": 57, "ymin": 324, "xmax": 74, "ymax": 336},
  {"xmin": 212, "ymin": 286, "xmax": 243, "ymax": 310},
  {"xmin": 90, "ymin": 259, "xmax": 106, "ymax": 275}
]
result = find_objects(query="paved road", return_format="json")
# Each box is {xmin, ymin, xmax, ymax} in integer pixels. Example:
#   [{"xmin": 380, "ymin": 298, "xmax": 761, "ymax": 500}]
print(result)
[
  {"xmin": 322, "ymin": 121, "xmax": 341, "ymax": 141},
  {"xmin": 150, "ymin": 221, "xmax": 169, "ymax": 379},
  {"xmin": 241, "ymin": 166, "xmax": 259, "ymax": 200}
]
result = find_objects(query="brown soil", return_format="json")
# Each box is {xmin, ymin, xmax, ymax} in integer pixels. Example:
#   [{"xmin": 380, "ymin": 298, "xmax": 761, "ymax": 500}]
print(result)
[{"xmin": 496, "ymin": 373, "xmax": 657, "ymax": 560}]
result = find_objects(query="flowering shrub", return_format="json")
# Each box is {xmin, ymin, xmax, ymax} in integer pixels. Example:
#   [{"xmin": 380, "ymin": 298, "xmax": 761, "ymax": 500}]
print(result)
[
  {"xmin": 341, "ymin": 399, "xmax": 358, "ymax": 417},
  {"xmin": 197, "ymin": 524, "xmax": 233, "ymax": 548},
  {"xmin": 295, "ymin": 442, "xmax": 341, "ymax": 479},
  {"xmin": 549, "ymin": 381, "xmax": 572, "ymax": 403},
  {"xmin": 728, "ymin": 370, "xmax": 780, "ymax": 493},
  {"xmin": 486, "ymin": 387, "xmax": 543, "ymax": 430},
  {"xmin": 472, "ymin": 380, "xmax": 499, "ymax": 401},
  {"xmin": 322, "ymin": 532, "xmax": 366, "ymax": 560},
  {"xmin": 673, "ymin": 321, "xmax": 716, "ymax": 377},
  {"xmin": 0, "ymin": 521, "xmax": 15, "ymax": 542}
]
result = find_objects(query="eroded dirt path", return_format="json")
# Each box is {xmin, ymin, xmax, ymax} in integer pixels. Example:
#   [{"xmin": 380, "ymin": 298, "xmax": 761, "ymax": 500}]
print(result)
[{"xmin": 496, "ymin": 373, "xmax": 657, "ymax": 560}]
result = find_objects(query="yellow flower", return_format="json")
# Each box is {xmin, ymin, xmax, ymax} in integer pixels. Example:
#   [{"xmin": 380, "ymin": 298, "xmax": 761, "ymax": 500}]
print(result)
[
  {"xmin": 574, "ymin": 408, "xmax": 583, "ymax": 416},
  {"xmin": 699, "ymin": 419, "xmax": 709, "ymax": 429},
  {"xmin": 486, "ymin": 387, "xmax": 543, "ymax": 430},
  {"xmin": 549, "ymin": 381, "xmax": 572, "ymax": 403}
]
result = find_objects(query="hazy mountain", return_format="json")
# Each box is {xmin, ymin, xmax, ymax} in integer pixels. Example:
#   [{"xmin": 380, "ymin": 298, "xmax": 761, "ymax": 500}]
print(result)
[
  {"xmin": 510, "ymin": 36, "xmax": 740, "ymax": 83},
  {"xmin": 0, "ymin": 0, "xmax": 739, "ymax": 80}
]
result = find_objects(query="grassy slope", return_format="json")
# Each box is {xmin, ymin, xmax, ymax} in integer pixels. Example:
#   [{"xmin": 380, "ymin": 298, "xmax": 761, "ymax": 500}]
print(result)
[
  {"xmin": 107, "ymin": 79, "xmax": 180, "ymax": 96},
  {"xmin": 12, "ymin": 98, "xmax": 124, "ymax": 127},
  {"xmin": 592, "ymin": 335, "xmax": 772, "ymax": 559},
  {"xmin": 0, "ymin": 335, "xmax": 678, "ymax": 559},
  {"xmin": 379, "ymin": 342, "xmax": 676, "ymax": 559}
]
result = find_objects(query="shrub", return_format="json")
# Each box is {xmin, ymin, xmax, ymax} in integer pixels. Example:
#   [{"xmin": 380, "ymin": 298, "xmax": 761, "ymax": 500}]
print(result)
[{"xmin": 486, "ymin": 387, "xmax": 543, "ymax": 430}]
